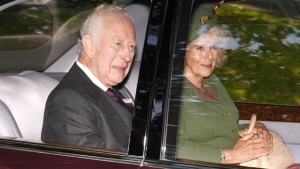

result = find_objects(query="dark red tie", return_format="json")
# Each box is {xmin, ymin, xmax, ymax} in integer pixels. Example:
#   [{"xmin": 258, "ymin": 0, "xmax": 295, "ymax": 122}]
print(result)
[
  {"xmin": 106, "ymin": 88, "xmax": 119, "ymax": 102},
  {"xmin": 106, "ymin": 88, "xmax": 133, "ymax": 113}
]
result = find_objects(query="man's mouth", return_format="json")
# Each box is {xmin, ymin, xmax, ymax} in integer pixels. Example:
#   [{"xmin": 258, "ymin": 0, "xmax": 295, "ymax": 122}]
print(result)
[{"xmin": 113, "ymin": 66, "xmax": 127, "ymax": 71}]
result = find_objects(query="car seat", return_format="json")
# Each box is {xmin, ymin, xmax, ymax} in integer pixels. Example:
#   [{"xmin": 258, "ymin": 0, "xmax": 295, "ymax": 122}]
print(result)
[
  {"xmin": 0, "ymin": 99, "xmax": 22, "ymax": 138},
  {"xmin": 0, "ymin": 71, "xmax": 59, "ymax": 141}
]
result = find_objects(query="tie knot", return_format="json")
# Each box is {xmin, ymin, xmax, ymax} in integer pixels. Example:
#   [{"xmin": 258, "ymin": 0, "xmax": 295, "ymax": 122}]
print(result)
[
  {"xmin": 106, "ymin": 88, "xmax": 118, "ymax": 101},
  {"xmin": 106, "ymin": 88, "xmax": 133, "ymax": 113}
]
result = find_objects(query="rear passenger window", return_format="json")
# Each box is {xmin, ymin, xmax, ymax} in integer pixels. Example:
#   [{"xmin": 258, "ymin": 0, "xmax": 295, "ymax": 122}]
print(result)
[
  {"xmin": 0, "ymin": 0, "xmax": 151, "ymax": 154},
  {"xmin": 0, "ymin": 2, "xmax": 53, "ymax": 72},
  {"xmin": 0, "ymin": 0, "xmax": 112, "ymax": 73},
  {"xmin": 164, "ymin": 0, "xmax": 300, "ymax": 164},
  {"xmin": 0, "ymin": 2, "xmax": 52, "ymax": 51},
  {"xmin": 214, "ymin": 1, "xmax": 300, "ymax": 106}
]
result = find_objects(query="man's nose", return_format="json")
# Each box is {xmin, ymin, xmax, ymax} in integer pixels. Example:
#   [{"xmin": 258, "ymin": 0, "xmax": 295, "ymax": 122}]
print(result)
[{"xmin": 121, "ymin": 45, "xmax": 133, "ymax": 62}]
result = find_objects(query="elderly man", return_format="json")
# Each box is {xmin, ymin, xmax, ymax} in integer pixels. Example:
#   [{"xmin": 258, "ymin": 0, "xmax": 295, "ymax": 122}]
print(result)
[{"xmin": 41, "ymin": 4, "xmax": 136, "ymax": 152}]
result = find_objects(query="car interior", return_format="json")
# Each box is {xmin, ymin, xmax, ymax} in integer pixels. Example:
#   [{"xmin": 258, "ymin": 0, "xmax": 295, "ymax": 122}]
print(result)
[
  {"xmin": 165, "ymin": 0, "xmax": 300, "ymax": 163},
  {"xmin": 0, "ymin": 0, "xmax": 299, "ymax": 165},
  {"xmin": 0, "ymin": 0, "xmax": 149, "ymax": 142}
]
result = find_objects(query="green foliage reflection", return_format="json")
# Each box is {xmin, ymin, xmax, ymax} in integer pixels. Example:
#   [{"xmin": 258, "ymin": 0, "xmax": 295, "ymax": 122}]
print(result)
[{"xmin": 214, "ymin": 3, "xmax": 300, "ymax": 105}]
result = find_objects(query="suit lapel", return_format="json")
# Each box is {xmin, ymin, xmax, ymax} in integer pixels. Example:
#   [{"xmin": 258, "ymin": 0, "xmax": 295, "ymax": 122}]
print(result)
[
  {"xmin": 69, "ymin": 63, "xmax": 102, "ymax": 101},
  {"xmin": 101, "ymin": 90, "xmax": 133, "ymax": 129},
  {"xmin": 69, "ymin": 63, "xmax": 133, "ymax": 134}
]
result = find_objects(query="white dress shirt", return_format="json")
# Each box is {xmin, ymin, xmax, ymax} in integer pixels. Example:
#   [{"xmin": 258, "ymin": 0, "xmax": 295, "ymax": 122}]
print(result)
[{"xmin": 76, "ymin": 61, "xmax": 108, "ymax": 92}]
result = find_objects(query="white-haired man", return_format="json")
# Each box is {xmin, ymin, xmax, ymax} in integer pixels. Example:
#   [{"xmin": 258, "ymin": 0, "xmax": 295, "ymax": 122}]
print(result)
[{"xmin": 42, "ymin": 4, "xmax": 136, "ymax": 152}]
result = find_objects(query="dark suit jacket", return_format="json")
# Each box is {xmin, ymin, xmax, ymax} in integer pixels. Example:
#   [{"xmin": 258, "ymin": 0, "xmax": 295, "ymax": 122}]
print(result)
[{"xmin": 41, "ymin": 63, "xmax": 133, "ymax": 152}]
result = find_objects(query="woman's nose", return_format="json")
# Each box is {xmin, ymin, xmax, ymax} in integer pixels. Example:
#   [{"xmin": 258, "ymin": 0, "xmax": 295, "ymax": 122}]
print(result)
[{"xmin": 202, "ymin": 48, "xmax": 213, "ymax": 61}]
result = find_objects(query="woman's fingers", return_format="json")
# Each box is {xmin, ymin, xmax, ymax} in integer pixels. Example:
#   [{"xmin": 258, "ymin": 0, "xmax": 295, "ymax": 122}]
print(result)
[
  {"xmin": 240, "ymin": 132, "xmax": 254, "ymax": 140},
  {"xmin": 253, "ymin": 127, "xmax": 272, "ymax": 140},
  {"xmin": 232, "ymin": 137, "xmax": 272, "ymax": 162}
]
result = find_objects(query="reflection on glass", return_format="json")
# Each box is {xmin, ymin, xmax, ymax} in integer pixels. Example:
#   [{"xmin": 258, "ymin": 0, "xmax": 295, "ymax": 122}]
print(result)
[
  {"xmin": 166, "ymin": 0, "xmax": 300, "ymax": 164},
  {"xmin": 214, "ymin": 2, "xmax": 300, "ymax": 105},
  {"xmin": 0, "ymin": 0, "xmax": 113, "ymax": 72},
  {"xmin": 0, "ymin": 3, "xmax": 52, "ymax": 50},
  {"xmin": 174, "ymin": 7, "xmax": 248, "ymax": 162}
]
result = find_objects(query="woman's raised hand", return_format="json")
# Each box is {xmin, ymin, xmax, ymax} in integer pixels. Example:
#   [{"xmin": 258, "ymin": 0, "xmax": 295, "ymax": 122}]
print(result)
[{"xmin": 221, "ymin": 132, "xmax": 272, "ymax": 164}]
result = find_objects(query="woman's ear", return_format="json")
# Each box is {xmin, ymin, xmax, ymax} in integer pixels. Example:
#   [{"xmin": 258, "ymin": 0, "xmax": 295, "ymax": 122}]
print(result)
[{"xmin": 82, "ymin": 35, "xmax": 94, "ymax": 58}]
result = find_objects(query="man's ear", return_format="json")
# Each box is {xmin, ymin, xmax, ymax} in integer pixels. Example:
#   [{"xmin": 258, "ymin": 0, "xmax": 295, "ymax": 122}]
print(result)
[{"xmin": 82, "ymin": 35, "xmax": 94, "ymax": 58}]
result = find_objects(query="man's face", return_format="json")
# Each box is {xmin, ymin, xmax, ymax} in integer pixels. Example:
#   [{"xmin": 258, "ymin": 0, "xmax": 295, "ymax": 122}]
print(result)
[
  {"xmin": 90, "ymin": 16, "xmax": 136, "ymax": 87},
  {"xmin": 184, "ymin": 32, "xmax": 220, "ymax": 79}
]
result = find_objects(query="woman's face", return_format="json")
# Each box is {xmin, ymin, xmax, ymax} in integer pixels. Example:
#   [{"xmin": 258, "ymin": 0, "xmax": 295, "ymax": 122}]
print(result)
[{"xmin": 184, "ymin": 32, "xmax": 220, "ymax": 80}]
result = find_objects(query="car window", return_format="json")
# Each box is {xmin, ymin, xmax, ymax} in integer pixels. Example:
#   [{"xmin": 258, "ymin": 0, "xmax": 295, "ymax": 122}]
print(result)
[
  {"xmin": 164, "ymin": 0, "xmax": 300, "ymax": 164},
  {"xmin": 214, "ymin": 1, "xmax": 300, "ymax": 106},
  {"xmin": 0, "ymin": 0, "xmax": 151, "ymax": 155},
  {"xmin": 0, "ymin": 1, "xmax": 53, "ymax": 72},
  {"xmin": 0, "ymin": 0, "xmax": 113, "ymax": 73}
]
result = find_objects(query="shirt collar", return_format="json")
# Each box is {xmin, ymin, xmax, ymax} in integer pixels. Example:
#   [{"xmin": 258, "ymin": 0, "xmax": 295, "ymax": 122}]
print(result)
[{"xmin": 76, "ymin": 61, "xmax": 108, "ymax": 92}]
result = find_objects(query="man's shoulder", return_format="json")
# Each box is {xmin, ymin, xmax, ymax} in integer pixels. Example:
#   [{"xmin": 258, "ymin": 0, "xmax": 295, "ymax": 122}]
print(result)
[
  {"xmin": 49, "ymin": 70, "xmax": 103, "ymax": 101},
  {"xmin": 55, "ymin": 64, "xmax": 89, "ymax": 90},
  {"xmin": 51, "ymin": 72, "xmax": 78, "ymax": 93},
  {"xmin": 49, "ymin": 69, "xmax": 89, "ymax": 98}
]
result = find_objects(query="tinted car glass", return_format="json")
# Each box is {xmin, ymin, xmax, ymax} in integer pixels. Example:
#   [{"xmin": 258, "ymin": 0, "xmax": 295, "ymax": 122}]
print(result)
[
  {"xmin": 214, "ymin": 1, "xmax": 300, "ymax": 106},
  {"xmin": 0, "ymin": 0, "xmax": 149, "ymax": 154},
  {"xmin": 0, "ymin": 0, "xmax": 299, "ymax": 168},
  {"xmin": 163, "ymin": 0, "xmax": 300, "ymax": 164},
  {"xmin": 0, "ymin": 1, "xmax": 53, "ymax": 72},
  {"xmin": 0, "ymin": 0, "xmax": 113, "ymax": 73}
]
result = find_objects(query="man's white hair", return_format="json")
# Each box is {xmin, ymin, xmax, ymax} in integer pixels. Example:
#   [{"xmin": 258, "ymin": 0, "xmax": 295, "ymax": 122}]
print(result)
[{"xmin": 79, "ymin": 4, "xmax": 134, "ymax": 55}]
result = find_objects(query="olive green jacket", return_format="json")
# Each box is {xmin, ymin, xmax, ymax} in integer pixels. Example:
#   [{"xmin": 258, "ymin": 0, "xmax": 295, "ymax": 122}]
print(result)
[{"xmin": 176, "ymin": 74, "xmax": 248, "ymax": 163}]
